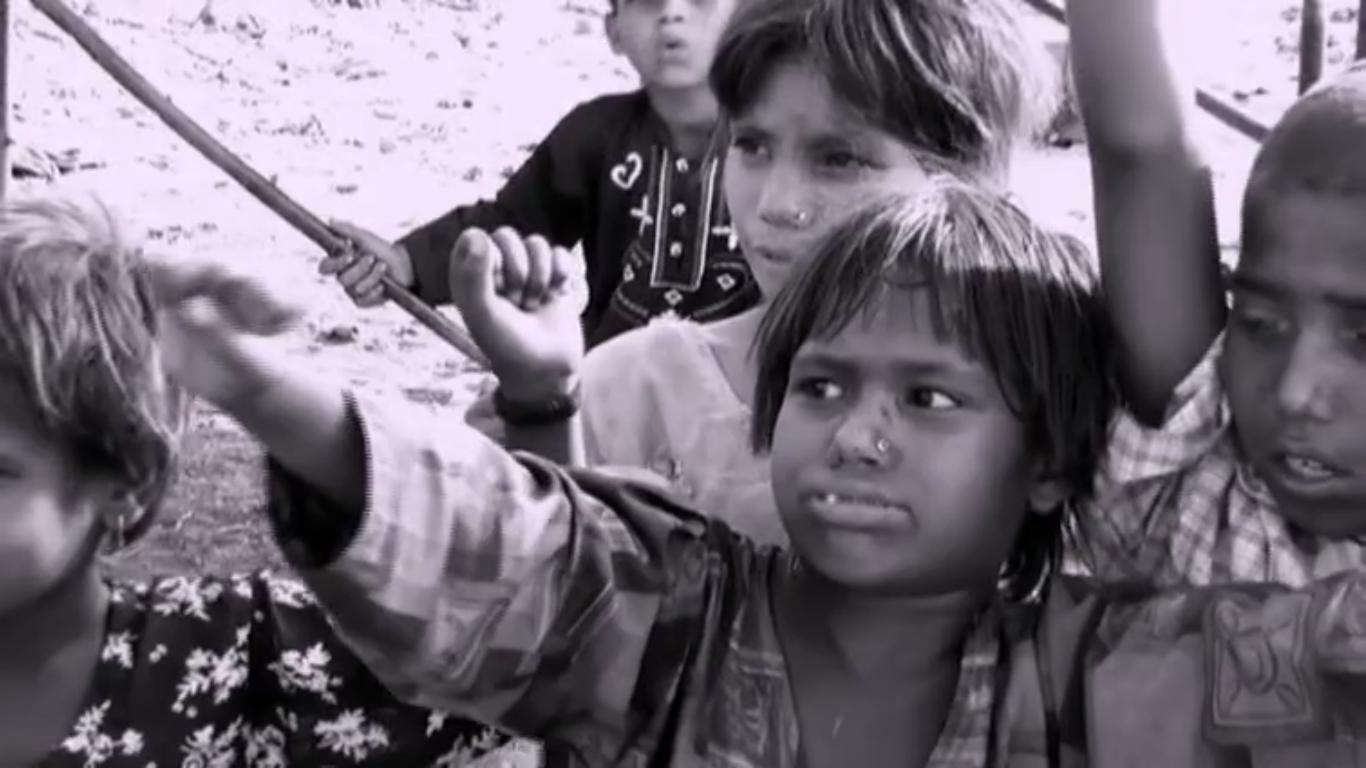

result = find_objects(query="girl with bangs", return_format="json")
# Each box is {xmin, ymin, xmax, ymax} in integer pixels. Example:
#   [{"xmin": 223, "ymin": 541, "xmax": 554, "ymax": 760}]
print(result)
[
  {"xmin": 154, "ymin": 179, "xmax": 1115, "ymax": 766},
  {"xmin": 562, "ymin": 0, "xmax": 1057, "ymax": 546}
]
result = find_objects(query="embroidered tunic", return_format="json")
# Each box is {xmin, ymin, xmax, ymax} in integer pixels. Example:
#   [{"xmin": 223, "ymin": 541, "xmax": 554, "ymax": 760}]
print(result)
[{"xmin": 396, "ymin": 90, "xmax": 760, "ymax": 348}]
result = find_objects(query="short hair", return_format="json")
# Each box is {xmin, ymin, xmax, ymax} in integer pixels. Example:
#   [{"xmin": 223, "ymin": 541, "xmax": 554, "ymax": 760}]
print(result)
[
  {"xmin": 710, "ymin": 0, "xmax": 1054, "ymax": 182},
  {"xmin": 751, "ymin": 179, "xmax": 1115, "ymax": 601},
  {"xmin": 0, "ymin": 194, "xmax": 186, "ymax": 544},
  {"xmin": 1242, "ymin": 61, "xmax": 1366, "ymax": 250}
]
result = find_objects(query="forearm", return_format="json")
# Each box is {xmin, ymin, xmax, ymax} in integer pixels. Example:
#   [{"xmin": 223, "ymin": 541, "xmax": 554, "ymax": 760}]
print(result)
[
  {"xmin": 217, "ymin": 358, "xmax": 367, "ymax": 518},
  {"xmin": 1067, "ymin": 0, "xmax": 1197, "ymax": 156}
]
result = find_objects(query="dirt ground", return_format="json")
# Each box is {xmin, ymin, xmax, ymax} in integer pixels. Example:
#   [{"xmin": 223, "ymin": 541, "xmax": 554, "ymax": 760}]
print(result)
[{"xmin": 3, "ymin": 0, "xmax": 1361, "ymax": 579}]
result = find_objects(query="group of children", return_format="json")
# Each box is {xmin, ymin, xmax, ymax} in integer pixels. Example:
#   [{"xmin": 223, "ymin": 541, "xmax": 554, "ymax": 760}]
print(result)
[{"xmin": 6, "ymin": 0, "xmax": 1366, "ymax": 764}]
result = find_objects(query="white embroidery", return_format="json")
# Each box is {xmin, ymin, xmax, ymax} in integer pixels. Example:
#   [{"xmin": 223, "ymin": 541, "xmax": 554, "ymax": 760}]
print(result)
[{"xmin": 610, "ymin": 151, "xmax": 644, "ymax": 189}]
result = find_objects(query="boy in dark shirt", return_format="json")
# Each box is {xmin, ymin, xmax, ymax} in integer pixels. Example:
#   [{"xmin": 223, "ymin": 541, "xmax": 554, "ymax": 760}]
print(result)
[{"xmin": 324, "ymin": 0, "xmax": 759, "ymax": 348}]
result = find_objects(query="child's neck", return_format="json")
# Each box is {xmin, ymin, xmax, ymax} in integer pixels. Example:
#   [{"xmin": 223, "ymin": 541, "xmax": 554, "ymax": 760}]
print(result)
[
  {"xmin": 645, "ymin": 84, "xmax": 719, "ymax": 159},
  {"xmin": 0, "ymin": 562, "xmax": 108, "ymax": 763},
  {"xmin": 702, "ymin": 308, "xmax": 765, "ymax": 409},
  {"xmin": 779, "ymin": 564, "xmax": 983, "ymax": 678}
]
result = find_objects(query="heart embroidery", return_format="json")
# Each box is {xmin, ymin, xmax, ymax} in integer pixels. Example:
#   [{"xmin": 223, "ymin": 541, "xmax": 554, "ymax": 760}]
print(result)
[{"xmin": 610, "ymin": 152, "xmax": 644, "ymax": 190}]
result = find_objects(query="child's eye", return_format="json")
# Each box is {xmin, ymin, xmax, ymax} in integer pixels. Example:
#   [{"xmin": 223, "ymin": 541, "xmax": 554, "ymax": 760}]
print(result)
[
  {"xmin": 1230, "ymin": 302, "xmax": 1290, "ymax": 338},
  {"xmin": 729, "ymin": 133, "xmax": 769, "ymax": 161},
  {"xmin": 905, "ymin": 387, "xmax": 960, "ymax": 410},
  {"xmin": 794, "ymin": 377, "xmax": 843, "ymax": 401},
  {"xmin": 821, "ymin": 150, "xmax": 872, "ymax": 171}
]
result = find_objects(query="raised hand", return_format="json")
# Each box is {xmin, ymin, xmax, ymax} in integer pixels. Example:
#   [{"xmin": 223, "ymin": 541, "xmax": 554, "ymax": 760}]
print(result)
[
  {"xmin": 152, "ymin": 258, "xmax": 301, "ymax": 409},
  {"xmin": 448, "ymin": 227, "xmax": 586, "ymax": 401}
]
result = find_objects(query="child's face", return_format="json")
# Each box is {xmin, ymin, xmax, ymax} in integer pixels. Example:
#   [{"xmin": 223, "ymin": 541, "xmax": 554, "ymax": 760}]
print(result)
[
  {"xmin": 606, "ymin": 0, "xmax": 738, "ymax": 91},
  {"xmin": 723, "ymin": 59, "xmax": 929, "ymax": 300},
  {"xmin": 1222, "ymin": 191, "xmax": 1366, "ymax": 538},
  {"xmin": 768, "ymin": 290, "xmax": 1052, "ymax": 595},
  {"xmin": 0, "ymin": 377, "xmax": 106, "ymax": 616}
]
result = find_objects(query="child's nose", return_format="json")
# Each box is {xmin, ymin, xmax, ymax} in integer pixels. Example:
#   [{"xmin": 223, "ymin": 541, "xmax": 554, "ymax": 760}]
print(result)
[
  {"xmin": 828, "ymin": 406, "xmax": 900, "ymax": 469},
  {"xmin": 1276, "ymin": 336, "xmax": 1334, "ymax": 422},
  {"xmin": 657, "ymin": 0, "xmax": 689, "ymax": 21},
  {"xmin": 756, "ymin": 168, "xmax": 812, "ymax": 231}
]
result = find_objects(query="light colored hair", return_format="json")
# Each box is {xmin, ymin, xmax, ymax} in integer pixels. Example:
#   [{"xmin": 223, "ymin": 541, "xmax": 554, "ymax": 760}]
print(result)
[{"xmin": 0, "ymin": 193, "xmax": 186, "ymax": 543}]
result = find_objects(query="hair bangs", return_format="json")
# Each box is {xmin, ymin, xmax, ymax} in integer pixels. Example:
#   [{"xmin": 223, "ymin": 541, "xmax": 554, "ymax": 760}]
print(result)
[{"xmin": 0, "ymin": 195, "xmax": 187, "ymax": 544}]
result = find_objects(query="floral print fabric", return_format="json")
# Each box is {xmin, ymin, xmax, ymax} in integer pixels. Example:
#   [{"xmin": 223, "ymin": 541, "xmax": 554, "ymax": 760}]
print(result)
[{"xmin": 39, "ymin": 572, "xmax": 539, "ymax": 767}]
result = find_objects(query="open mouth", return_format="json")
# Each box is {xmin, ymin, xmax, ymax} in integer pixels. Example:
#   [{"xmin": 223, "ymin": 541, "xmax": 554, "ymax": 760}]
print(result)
[
  {"xmin": 1278, "ymin": 454, "xmax": 1342, "ymax": 481},
  {"xmin": 1260, "ymin": 449, "xmax": 1354, "ymax": 497},
  {"xmin": 659, "ymin": 37, "xmax": 688, "ymax": 57},
  {"xmin": 806, "ymin": 491, "xmax": 913, "ymax": 529}
]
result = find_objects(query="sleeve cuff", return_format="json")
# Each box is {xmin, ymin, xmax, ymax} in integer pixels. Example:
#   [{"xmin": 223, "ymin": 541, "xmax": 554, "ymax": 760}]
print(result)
[{"xmin": 263, "ymin": 392, "xmax": 386, "ymax": 571}]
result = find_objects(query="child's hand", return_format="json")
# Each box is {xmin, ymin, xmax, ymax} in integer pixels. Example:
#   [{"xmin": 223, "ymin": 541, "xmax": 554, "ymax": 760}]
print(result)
[
  {"xmin": 449, "ymin": 227, "xmax": 586, "ymax": 399},
  {"xmin": 152, "ymin": 259, "xmax": 301, "ymax": 409},
  {"xmin": 320, "ymin": 220, "xmax": 416, "ymax": 307}
]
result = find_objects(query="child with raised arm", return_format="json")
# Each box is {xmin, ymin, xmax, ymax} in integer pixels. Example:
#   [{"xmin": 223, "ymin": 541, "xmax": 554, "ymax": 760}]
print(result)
[
  {"xmin": 323, "ymin": 0, "xmax": 760, "ymax": 348},
  {"xmin": 0, "ymin": 194, "xmax": 534, "ymax": 766},
  {"xmin": 159, "ymin": 181, "xmax": 1114, "ymax": 767},
  {"xmin": 1067, "ymin": 0, "xmax": 1366, "ymax": 585},
  {"xmin": 568, "ymin": 0, "xmax": 1055, "ymax": 544}
]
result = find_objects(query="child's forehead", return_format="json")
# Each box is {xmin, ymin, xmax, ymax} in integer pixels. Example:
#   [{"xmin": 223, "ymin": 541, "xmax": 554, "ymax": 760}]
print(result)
[
  {"xmin": 799, "ymin": 287, "xmax": 982, "ymax": 368},
  {"xmin": 1240, "ymin": 189, "xmax": 1366, "ymax": 302}
]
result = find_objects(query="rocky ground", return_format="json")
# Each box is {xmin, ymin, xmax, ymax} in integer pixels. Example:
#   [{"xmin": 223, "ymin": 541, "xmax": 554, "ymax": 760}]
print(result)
[{"xmin": 2, "ymin": 0, "xmax": 1360, "ymax": 577}]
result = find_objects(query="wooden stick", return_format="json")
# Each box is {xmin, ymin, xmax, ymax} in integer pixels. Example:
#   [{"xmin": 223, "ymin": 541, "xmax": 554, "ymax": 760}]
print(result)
[
  {"xmin": 0, "ymin": 0, "xmax": 10, "ymax": 202},
  {"xmin": 29, "ymin": 0, "xmax": 489, "ymax": 368},
  {"xmin": 1357, "ymin": 0, "xmax": 1366, "ymax": 60},
  {"xmin": 1299, "ymin": 0, "xmax": 1324, "ymax": 94}
]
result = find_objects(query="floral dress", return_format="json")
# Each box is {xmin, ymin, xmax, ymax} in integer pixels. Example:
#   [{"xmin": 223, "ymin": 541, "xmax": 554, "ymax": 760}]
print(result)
[{"xmin": 39, "ymin": 572, "xmax": 540, "ymax": 767}]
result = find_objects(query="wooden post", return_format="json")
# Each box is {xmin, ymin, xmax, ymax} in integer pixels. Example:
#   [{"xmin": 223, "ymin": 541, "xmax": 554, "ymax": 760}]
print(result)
[
  {"xmin": 1300, "ymin": 0, "xmax": 1325, "ymax": 94},
  {"xmin": 1357, "ymin": 0, "xmax": 1366, "ymax": 60},
  {"xmin": 0, "ymin": 0, "xmax": 10, "ymax": 202}
]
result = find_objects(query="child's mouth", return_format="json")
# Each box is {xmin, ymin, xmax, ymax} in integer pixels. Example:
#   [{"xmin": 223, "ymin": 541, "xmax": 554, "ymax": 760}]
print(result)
[
  {"xmin": 754, "ymin": 248, "xmax": 793, "ymax": 264},
  {"xmin": 1281, "ymin": 454, "xmax": 1339, "ymax": 481},
  {"xmin": 1265, "ymin": 450, "xmax": 1350, "ymax": 491},
  {"xmin": 808, "ymin": 491, "xmax": 913, "ymax": 529}
]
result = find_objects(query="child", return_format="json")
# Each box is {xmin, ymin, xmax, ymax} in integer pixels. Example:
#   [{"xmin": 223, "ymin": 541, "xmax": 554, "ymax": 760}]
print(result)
[
  {"xmin": 1067, "ymin": 0, "xmax": 1366, "ymax": 586},
  {"xmin": 0, "ymin": 194, "xmax": 536, "ymax": 766},
  {"xmin": 322, "ymin": 0, "xmax": 761, "ymax": 349},
  {"xmin": 568, "ymin": 0, "xmax": 1055, "ymax": 544},
  {"xmin": 157, "ymin": 180, "xmax": 1115, "ymax": 767}
]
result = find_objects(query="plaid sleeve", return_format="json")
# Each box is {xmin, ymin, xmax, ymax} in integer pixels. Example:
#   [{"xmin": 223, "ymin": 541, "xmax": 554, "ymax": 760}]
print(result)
[
  {"xmin": 1075, "ymin": 335, "xmax": 1232, "ymax": 577},
  {"xmin": 266, "ymin": 392, "xmax": 712, "ymax": 749}
]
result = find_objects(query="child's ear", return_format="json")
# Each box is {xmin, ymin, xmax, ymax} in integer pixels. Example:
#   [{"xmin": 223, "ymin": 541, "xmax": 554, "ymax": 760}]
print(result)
[
  {"xmin": 1026, "ymin": 477, "xmax": 1069, "ymax": 515},
  {"xmin": 604, "ymin": 15, "xmax": 622, "ymax": 55}
]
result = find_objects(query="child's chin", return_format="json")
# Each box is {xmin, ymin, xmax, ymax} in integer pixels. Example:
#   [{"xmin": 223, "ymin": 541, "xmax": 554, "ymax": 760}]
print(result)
[{"xmin": 646, "ymin": 70, "xmax": 707, "ymax": 92}]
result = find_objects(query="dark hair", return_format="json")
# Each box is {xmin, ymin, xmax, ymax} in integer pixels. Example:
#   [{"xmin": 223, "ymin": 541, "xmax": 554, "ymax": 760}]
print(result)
[
  {"xmin": 751, "ymin": 180, "xmax": 1115, "ymax": 601},
  {"xmin": 1242, "ymin": 61, "xmax": 1366, "ymax": 253},
  {"xmin": 0, "ymin": 195, "xmax": 187, "ymax": 547},
  {"xmin": 710, "ymin": 0, "xmax": 1053, "ymax": 181}
]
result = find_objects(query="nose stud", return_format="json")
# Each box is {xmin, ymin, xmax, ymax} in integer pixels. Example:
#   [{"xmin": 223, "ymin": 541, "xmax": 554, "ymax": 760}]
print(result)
[{"xmin": 874, "ymin": 436, "xmax": 891, "ymax": 454}]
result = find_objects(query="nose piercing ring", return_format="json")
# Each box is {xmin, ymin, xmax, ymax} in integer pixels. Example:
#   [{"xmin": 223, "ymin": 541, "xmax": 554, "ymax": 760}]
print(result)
[{"xmin": 874, "ymin": 436, "xmax": 891, "ymax": 454}]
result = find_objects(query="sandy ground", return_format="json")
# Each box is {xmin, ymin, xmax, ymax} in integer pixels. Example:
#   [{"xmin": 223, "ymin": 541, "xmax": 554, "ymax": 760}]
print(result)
[{"xmin": 3, "ymin": 0, "xmax": 1361, "ymax": 577}]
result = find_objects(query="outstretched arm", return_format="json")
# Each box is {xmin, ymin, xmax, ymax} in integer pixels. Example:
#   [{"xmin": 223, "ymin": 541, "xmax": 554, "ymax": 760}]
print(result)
[{"xmin": 1068, "ymin": 0, "xmax": 1225, "ymax": 424}]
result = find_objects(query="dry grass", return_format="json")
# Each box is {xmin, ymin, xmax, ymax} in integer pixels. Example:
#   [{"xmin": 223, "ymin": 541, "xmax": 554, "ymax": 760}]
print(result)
[{"xmin": 103, "ymin": 401, "xmax": 282, "ymax": 580}]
